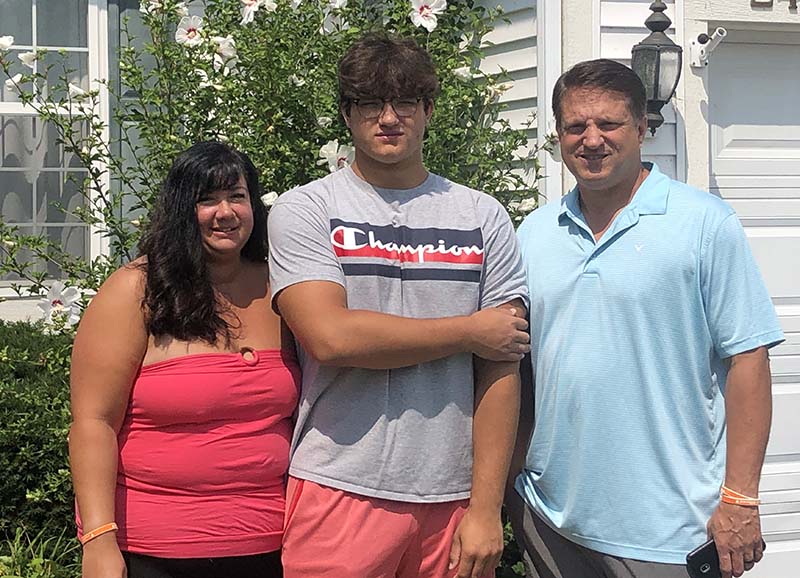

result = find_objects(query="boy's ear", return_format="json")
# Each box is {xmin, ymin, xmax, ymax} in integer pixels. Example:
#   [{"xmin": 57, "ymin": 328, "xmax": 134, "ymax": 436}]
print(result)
[{"xmin": 424, "ymin": 99, "xmax": 435, "ymax": 122}]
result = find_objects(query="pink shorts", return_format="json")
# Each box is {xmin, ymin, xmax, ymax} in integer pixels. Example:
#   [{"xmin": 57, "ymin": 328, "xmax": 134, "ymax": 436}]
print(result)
[{"xmin": 281, "ymin": 477, "xmax": 495, "ymax": 578}]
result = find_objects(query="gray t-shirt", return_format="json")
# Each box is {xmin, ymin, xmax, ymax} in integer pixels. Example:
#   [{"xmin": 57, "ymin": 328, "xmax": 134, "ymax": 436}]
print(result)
[{"xmin": 268, "ymin": 166, "xmax": 527, "ymax": 503}]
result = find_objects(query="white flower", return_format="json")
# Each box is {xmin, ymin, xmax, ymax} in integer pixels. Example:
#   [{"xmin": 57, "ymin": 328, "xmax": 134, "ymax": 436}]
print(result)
[
  {"xmin": 261, "ymin": 192, "xmax": 279, "ymax": 207},
  {"xmin": 1, "ymin": 239, "xmax": 15, "ymax": 249},
  {"xmin": 4, "ymin": 73, "xmax": 22, "ymax": 92},
  {"xmin": 290, "ymin": 0, "xmax": 303, "ymax": 8},
  {"xmin": 240, "ymin": 0, "xmax": 277, "ymax": 25},
  {"xmin": 453, "ymin": 66, "xmax": 471, "ymax": 80},
  {"xmin": 0, "ymin": 35, "xmax": 14, "ymax": 50},
  {"xmin": 485, "ymin": 80, "xmax": 513, "ymax": 104},
  {"xmin": 317, "ymin": 139, "xmax": 355, "ymax": 172},
  {"xmin": 140, "ymin": 0, "xmax": 157, "ymax": 14},
  {"xmin": 409, "ymin": 0, "xmax": 446, "ymax": 32},
  {"xmin": 38, "ymin": 281, "xmax": 81, "ymax": 327},
  {"xmin": 68, "ymin": 83, "xmax": 87, "ymax": 99},
  {"xmin": 212, "ymin": 35, "xmax": 238, "ymax": 72},
  {"xmin": 195, "ymin": 69, "xmax": 224, "ymax": 90},
  {"xmin": 288, "ymin": 74, "xmax": 305, "ymax": 87},
  {"xmin": 516, "ymin": 197, "xmax": 537, "ymax": 213},
  {"xmin": 130, "ymin": 218, "xmax": 141, "ymax": 227},
  {"xmin": 317, "ymin": 116, "xmax": 333, "ymax": 128},
  {"xmin": 329, "ymin": 0, "xmax": 347, "ymax": 8},
  {"xmin": 176, "ymin": 15, "xmax": 203, "ymax": 47},
  {"xmin": 320, "ymin": 9, "xmax": 349, "ymax": 34},
  {"xmin": 18, "ymin": 51, "xmax": 37, "ymax": 69},
  {"xmin": 545, "ymin": 131, "xmax": 562, "ymax": 163},
  {"xmin": 141, "ymin": 0, "xmax": 188, "ymax": 16}
]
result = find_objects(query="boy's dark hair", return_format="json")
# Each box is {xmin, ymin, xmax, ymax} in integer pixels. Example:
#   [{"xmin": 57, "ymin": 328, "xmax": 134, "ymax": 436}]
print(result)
[
  {"xmin": 137, "ymin": 141, "xmax": 267, "ymax": 345},
  {"xmin": 552, "ymin": 59, "xmax": 647, "ymax": 128},
  {"xmin": 338, "ymin": 33, "xmax": 441, "ymax": 115}
]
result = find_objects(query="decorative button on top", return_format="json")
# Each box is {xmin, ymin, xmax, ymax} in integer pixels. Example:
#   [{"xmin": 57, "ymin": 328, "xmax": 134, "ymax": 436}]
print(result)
[{"xmin": 239, "ymin": 346, "xmax": 259, "ymax": 366}]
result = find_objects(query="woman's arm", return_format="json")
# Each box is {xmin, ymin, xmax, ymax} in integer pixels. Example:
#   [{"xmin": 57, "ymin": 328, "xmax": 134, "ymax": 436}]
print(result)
[{"xmin": 69, "ymin": 265, "xmax": 148, "ymax": 577}]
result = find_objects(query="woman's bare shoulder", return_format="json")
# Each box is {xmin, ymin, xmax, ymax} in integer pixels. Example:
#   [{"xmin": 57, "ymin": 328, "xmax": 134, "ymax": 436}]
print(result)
[{"xmin": 91, "ymin": 259, "xmax": 147, "ymax": 308}]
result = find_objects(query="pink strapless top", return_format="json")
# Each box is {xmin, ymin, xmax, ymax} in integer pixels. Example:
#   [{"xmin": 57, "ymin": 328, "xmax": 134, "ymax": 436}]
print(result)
[{"xmin": 98, "ymin": 349, "xmax": 299, "ymax": 558}]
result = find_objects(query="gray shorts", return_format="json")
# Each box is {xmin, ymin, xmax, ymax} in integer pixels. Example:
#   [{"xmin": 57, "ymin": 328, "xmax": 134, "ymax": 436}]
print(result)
[{"xmin": 506, "ymin": 488, "xmax": 689, "ymax": 578}]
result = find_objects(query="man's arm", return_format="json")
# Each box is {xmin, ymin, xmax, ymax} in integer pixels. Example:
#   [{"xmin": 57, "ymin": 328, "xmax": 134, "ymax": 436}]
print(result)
[
  {"xmin": 449, "ymin": 300, "xmax": 524, "ymax": 578},
  {"xmin": 707, "ymin": 346, "xmax": 772, "ymax": 578},
  {"xmin": 275, "ymin": 280, "xmax": 529, "ymax": 369}
]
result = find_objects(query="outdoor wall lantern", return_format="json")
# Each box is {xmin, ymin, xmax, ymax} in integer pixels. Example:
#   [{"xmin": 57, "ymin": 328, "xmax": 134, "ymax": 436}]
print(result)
[{"xmin": 630, "ymin": 0, "xmax": 682, "ymax": 135}]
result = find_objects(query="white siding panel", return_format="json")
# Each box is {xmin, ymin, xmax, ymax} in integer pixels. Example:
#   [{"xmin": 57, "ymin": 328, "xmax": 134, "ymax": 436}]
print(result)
[
  {"xmin": 600, "ymin": 0, "xmax": 675, "ymax": 29},
  {"xmin": 641, "ymin": 124, "xmax": 676, "ymax": 155},
  {"xmin": 480, "ymin": 0, "xmax": 537, "ymax": 175},
  {"xmin": 484, "ymin": 8, "xmax": 536, "ymax": 46},
  {"xmin": 481, "ymin": 38, "xmax": 537, "ymax": 74},
  {"xmin": 600, "ymin": 30, "xmax": 677, "ymax": 60},
  {"xmin": 498, "ymin": 69, "xmax": 537, "ymax": 105}
]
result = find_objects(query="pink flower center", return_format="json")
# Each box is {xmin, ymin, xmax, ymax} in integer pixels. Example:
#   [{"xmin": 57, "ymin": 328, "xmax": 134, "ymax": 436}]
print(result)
[
  {"xmin": 418, "ymin": 4, "xmax": 432, "ymax": 16},
  {"xmin": 187, "ymin": 27, "xmax": 198, "ymax": 38},
  {"xmin": 336, "ymin": 156, "xmax": 349, "ymax": 168}
]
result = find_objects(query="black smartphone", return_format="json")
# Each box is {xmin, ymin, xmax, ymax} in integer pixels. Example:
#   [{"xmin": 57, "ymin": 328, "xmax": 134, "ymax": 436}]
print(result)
[{"xmin": 686, "ymin": 538, "xmax": 767, "ymax": 578}]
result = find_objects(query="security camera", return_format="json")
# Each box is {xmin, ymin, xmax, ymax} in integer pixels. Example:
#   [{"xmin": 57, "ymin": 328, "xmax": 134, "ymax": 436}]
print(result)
[{"xmin": 690, "ymin": 27, "xmax": 727, "ymax": 67}]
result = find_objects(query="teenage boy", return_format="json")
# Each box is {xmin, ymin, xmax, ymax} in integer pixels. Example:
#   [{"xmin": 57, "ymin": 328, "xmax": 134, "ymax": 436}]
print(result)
[{"xmin": 268, "ymin": 33, "xmax": 529, "ymax": 578}]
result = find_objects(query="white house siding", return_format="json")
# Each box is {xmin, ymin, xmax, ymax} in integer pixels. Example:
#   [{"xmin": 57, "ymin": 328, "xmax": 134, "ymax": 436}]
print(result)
[
  {"xmin": 694, "ymin": 13, "xmax": 800, "ymax": 574},
  {"xmin": 480, "ymin": 0, "xmax": 538, "ymax": 190},
  {"xmin": 599, "ymin": 0, "xmax": 682, "ymax": 180}
]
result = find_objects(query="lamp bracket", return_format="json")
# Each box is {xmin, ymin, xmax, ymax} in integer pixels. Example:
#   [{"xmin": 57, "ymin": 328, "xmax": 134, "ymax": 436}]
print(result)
[{"xmin": 690, "ymin": 27, "xmax": 727, "ymax": 67}]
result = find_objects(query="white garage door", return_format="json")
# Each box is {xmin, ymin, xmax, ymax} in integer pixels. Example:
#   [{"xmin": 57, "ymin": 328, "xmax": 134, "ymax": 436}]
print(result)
[{"xmin": 709, "ymin": 28, "xmax": 800, "ymax": 576}]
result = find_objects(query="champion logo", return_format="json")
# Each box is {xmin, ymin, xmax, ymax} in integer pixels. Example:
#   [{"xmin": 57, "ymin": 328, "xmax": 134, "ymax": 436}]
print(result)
[{"xmin": 330, "ymin": 220, "xmax": 484, "ymax": 265}]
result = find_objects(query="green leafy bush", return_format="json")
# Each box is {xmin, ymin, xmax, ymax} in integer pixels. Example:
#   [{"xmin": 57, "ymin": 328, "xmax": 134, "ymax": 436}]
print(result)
[
  {"xmin": 0, "ymin": 0, "xmax": 540, "ymax": 293},
  {"xmin": 0, "ymin": 527, "xmax": 79, "ymax": 578},
  {"xmin": 0, "ymin": 321, "xmax": 74, "ymax": 547}
]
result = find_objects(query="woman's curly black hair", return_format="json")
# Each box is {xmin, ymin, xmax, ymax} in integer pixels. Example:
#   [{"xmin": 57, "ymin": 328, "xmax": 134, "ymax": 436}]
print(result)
[{"xmin": 137, "ymin": 141, "xmax": 267, "ymax": 345}]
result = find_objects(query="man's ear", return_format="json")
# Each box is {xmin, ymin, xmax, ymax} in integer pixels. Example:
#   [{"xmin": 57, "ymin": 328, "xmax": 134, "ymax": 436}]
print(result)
[{"xmin": 637, "ymin": 115, "xmax": 647, "ymax": 143}]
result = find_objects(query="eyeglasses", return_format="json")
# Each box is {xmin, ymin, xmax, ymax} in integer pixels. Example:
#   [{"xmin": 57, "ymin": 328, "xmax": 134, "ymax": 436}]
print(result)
[{"xmin": 351, "ymin": 97, "xmax": 423, "ymax": 119}]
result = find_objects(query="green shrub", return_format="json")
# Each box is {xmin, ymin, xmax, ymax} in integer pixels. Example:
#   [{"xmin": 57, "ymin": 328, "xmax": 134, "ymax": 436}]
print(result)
[
  {"xmin": 0, "ymin": 0, "xmax": 541, "ymax": 293},
  {"xmin": 0, "ymin": 321, "xmax": 74, "ymax": 546},
  {"xmin": 0, "ymin": 527, "xmax": 79, "ymax": 578}
]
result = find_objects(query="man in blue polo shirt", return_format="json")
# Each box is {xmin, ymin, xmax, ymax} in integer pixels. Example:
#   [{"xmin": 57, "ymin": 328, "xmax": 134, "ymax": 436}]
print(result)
[{"xmin": 508, "ymin": 59, "xmax": 784, "ymax": 578}]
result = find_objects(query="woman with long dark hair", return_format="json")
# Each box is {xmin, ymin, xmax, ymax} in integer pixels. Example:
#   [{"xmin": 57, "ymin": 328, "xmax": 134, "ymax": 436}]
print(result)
[{"xmin": 69, "ymin": 141, "xmax": 298, "ymax": 578}]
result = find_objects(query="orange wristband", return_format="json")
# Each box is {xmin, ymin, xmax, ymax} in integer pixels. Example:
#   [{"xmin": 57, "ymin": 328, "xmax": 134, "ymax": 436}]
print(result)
[
  {"xmin": 79, "ymin": 522, "xmax": 118, "ymax": 545},
  {"xmin": 720, "ymin": 485, "xmax": 760, "ymax": 507}
]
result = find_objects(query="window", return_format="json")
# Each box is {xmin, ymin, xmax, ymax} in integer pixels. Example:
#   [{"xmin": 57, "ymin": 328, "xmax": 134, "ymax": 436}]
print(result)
[{"xmin": 0, "ymin": 0, "xmax": 107, "ymax": 282}]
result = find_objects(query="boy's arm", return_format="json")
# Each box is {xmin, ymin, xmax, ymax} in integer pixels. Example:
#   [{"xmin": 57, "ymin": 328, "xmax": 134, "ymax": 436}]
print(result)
[
  {"xmin": 269, "ymin": 195, "xmax": 529, "ymax": 369},
  {"xmin": 275, "ymin": 280, "xmax": 529, "ymax": 369},
  {"xmin": 450, "ymin": 299, "xmax": 524, "ymax": 578}
]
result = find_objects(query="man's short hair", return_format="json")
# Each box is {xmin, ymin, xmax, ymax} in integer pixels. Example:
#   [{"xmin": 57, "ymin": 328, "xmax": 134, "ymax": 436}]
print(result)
[
  {"xmin": 552, "ymin": 59, "xmax": 646, "ymax": 128},
  {"xmin": 338, "ymin": 33, "xmax": 441, "ymax": 114}
]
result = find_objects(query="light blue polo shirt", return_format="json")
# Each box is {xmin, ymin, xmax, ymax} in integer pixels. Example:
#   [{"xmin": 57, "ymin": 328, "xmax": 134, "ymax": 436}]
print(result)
[{"xmin": 515, "ymin": 163, "xmax": 784, "ymax": 564}]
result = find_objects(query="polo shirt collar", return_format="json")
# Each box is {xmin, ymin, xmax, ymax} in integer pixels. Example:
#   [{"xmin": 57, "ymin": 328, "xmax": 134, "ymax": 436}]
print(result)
[{"xmin": 559, "ymin": 162, "xmax": 670, "ymax": 224}]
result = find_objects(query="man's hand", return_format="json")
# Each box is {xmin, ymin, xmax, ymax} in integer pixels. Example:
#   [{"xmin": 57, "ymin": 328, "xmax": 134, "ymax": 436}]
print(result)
[
  {"xmin": 449, "ymin": 507, "xmax": 504, "ymax": 578},
  {"xmin": 707, "ymin": 502, "xmax": 764, "ymax": 578},
  {"xmin": 467, "ymin": 307, "xmax": 530, "ymax": 362}
]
